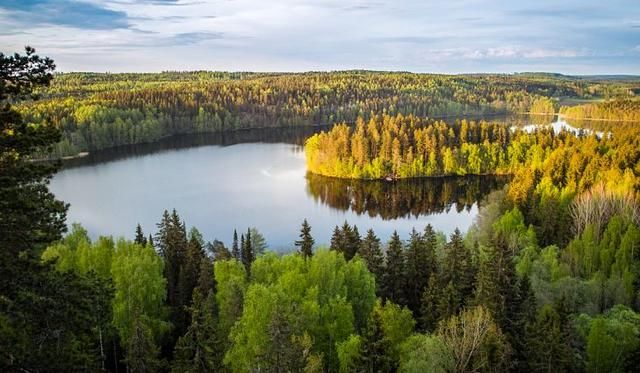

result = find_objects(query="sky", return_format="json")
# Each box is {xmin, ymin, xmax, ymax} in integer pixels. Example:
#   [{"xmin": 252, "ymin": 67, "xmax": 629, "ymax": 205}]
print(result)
[{"xmin": 0, "ymin": 0, "xmax": 638, "ymax": 74}]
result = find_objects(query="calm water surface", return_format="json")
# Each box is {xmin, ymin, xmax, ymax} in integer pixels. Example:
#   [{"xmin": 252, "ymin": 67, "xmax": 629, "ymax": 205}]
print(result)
[{"xmin": 50, "ymin": 121, "xmax": 526, "ymax": 250}]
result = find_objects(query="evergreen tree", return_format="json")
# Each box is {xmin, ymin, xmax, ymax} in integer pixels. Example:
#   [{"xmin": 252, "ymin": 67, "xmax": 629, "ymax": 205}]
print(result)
[
  {"xmin": 295, "ymin": 219, "xmax": 315, "ymax": 259},
  {"xmin": 383, "ymin": 231, "xmax": 406, "ymax": 305},
  {"xmin": 155, "ymin": 209, "xmax": 189, "ymax": 352},
  {"xmin": 231, "ymin": 229, "xmax": 240, "ymax": 259},
  {"xmin": 346, "ymin": 225, "xmax": 362, "ymax": 260},
  {"xmin": 125, "ymin": 315, "xmax": 164, "ymax": 373},
  {"xmin": 135, "ymin": 223, "xmax": 147, "ymax": 246},
  {"xmin": 249, "ymin": 227, "xmax": 268, "ymax": 257},
  {"xmin": 209, "ymin": 239, "xmax": 231, "ymax": 261},
  {"xmin": 357, "ymin": 308, "xmax": 395, "ymax": 373},
  {"xmin": 0, "ymin": 47, "xmax": 65, "ymax": 258},
  {"xmin": 358, "ymin": 229, "xmax": 385, "ymax": 290},
  {"xmin": 241, "ymin": 228, "xmax": 254, "ymax": 274},
  {"xmin": 405, "ymin": 228, "xmax": 432, "ymax": 315},
  {"xmin": 0, "ymin": 48, "xmax": 113, "ymax": 372},
  {"xmin": 330, "ymin": 225, "xmax": 344, "ymax": 254},
  {"xmin": 171, "ymin": 289, "xmax": 221, "ymax": 372},
  {"xmin": 525, "ymin": 305, "xmax": 572, "ymax": 373},
  {"xmin": 420, "ymin": 274, "xmax": 441, "ymax": 332},
  {"xmin": 506, "ymin": 275, "xmax": 537, "ymax": 371},
  {"xmin": 177, "ymin": 227, "xmax": 205, "ymax": 328},
  {"xmin": 438, "ymin": 229, "xmax": 474, "ymax": 318}
]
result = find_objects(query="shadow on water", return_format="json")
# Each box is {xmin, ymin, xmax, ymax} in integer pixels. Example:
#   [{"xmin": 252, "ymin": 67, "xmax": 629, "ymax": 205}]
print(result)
[
  {"xmin": 305, "ymin": 173, "xmax": 509, "ymax": 220},
  {"xmin": 61, "ymin": 125, "xmax": 328, "ymax": 169}
]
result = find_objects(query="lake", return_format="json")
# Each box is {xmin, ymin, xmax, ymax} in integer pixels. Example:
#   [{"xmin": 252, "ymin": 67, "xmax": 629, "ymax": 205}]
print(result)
[{"xmin": 50, "ymin": 115, "xmax": 582, "ymax": 251}]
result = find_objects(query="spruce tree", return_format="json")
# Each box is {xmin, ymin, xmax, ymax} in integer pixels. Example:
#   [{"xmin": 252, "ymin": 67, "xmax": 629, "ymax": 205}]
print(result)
[
  {"xmin": 358, "ymin": 229, "xmax": 385, "ymax": 290},
  {"xmin": 155, "ymin": 209, "xmax": 189, "ymax": 350},
  {"xmin": 524, "ymin": 305, "xmax": 572, "ymax": 373},
  {"xmin": 405, "ymin": 228, "xmax": 429, "ymax": 314},
  {"xmin": 171, "ymin": 289, "xmax": 221, "ymax": 372},
  {"xmin": 358, "ymin": 308, "xmax": 395, "ymax": 373},
  {"xmin": 439, "ymin": 229, "xmax": 474, "ymax": 317},
  {"xmin": 231, "ymin": 229, "xmax": 240, "ymax": 260},
  {"xmin": 419, "ymin": 274, "xmax": 440, "ymax": 332},
  {"xmin": 125, "ymin": 315, "xmax": 164, "ymax": 373},
  {"xmin": 241, "ymin": 228, "xmax": 254, "ymax": 274},
  {"xmin": 330, "ymin": 225, "xmax": 344, "ymax": 254},
  {"xmin": 135, "ymin": 223, "xmax": 147, "ymax": 246},
  {"xmin": 346, "ymin": 225, "xmax": 361, "ymax": 260},
  {"xmin": 473, "ymin": 237, "xmax": 517, "ymax": 328},
  {"xmin": 295, "ymin": 219, "xmax": 315, "ymax": 259},
  {"xmin": 383, "ymin": 231, "xmax": 406, "ymax": 305}
]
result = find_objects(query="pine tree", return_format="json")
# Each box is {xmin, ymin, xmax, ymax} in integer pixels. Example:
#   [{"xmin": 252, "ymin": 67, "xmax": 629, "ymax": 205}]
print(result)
[
  {"xmin": 135, "ymin": 223, "xmax": 147, "ymax": 246},
  {"xmin": 0, "ymin": 47, "xmax": 64, "ymax": 258},
  {"xmin": 295, "ymin": 219, "xmax": 315, "ymax": 259},
  {"xmin": 358, "ymin": 229, "xmax": 385, "ymax": 291},
  {"xmin": 231, "ymin": 229, "xmax": 239, "ymax": 259},
  {"xmin": 383, "ymin": 231, "xmax": 406, "ymax": 305}
]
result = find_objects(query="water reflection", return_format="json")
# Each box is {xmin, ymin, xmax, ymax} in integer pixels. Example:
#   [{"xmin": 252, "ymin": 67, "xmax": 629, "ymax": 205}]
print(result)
[
  {"xmin": 306, "ymin": 173, "xmax": 509, "ymax": 220},
  {"xmin": 61, "ymin": 125, "xmax": 325, "ymax": 169}
]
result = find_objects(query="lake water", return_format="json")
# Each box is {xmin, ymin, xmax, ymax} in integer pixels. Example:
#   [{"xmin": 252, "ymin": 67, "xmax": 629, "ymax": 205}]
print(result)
[{"xmin": 51, "ymin": 115, "xmax": 590, "ymax": 251}]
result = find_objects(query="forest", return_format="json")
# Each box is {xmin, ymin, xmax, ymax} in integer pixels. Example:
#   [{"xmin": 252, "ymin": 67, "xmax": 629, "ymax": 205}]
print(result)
[
  {"xmin": 3, "ymin": 49, "xmax": 640, "ymax": 373},
  {"xmin": 17, "ymin": 69, "xmax": 638, "ymax": 159},
  {"xmin": 305, "ymin": 112, "xmax": 640, "ymax": 184}
]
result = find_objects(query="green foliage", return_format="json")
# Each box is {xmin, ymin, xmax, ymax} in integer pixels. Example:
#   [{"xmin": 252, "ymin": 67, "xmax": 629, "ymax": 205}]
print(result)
[
  {"xmin": 398, "ymin": 334, "xmax": 454, "ymax": 373},
  {"xmin": 112, "ymin": 239, "xmax": 170, "ymax": 347},
  {"xmin": 225, "ymin": 250, "xmax": 376, "ymax": 372},
  {"xmin": 20, "ymin": 71, "xmax": 600, "ymax": 158},
  {"xmin": 576, "ymin": 305, "xmax": 640, "ymax": 373},
  {"xmin": 0, "ymin": 48, "xmax": 112, "ymax": 372},
  {"xmin": 214, "ymin": 258, "xmax": 248, "ymax": 348}
]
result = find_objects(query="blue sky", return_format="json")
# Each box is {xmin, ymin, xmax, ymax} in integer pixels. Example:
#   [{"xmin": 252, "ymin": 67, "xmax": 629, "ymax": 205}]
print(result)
[{"xmin": 0, "ymin": 0, "xmax": 638, "ymax": 73}]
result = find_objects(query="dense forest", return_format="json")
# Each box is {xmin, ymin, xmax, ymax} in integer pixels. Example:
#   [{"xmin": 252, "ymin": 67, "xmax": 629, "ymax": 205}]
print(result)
[
  {"xmin": 305, "ymin": 112, "xmax": 640, "ymax": 183},
  {"xmin": 4, "ymin": 48, "xmax": 640, "ymax": 373},
  {"xmin": 17, "ymin": 69, "xmax": 638, "ymax": 158},
  {"xmin": 560, "ymin": 98, "xmax": 640, "ymax": 121}
]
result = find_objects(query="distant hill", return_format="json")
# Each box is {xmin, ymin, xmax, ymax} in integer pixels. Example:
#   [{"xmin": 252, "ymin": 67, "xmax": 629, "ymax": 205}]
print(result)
[{"xmin": 515, "ymin": 72, "xmax": 640, "ymax": 82}]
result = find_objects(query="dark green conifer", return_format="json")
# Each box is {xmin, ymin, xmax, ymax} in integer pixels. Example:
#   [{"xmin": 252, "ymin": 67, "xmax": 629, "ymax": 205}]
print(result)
[
  {"xmin": 383, "ymin": 231, "xmax": 406, "ymax": 305},
  {"xmin": 295, "ymin": 219, "xmax": 315, "ymax": 259}
]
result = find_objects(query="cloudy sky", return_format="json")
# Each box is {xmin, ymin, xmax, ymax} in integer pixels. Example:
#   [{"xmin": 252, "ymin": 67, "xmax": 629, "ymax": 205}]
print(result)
[{"xmin": 1, "ymin": 0, "xmax": 638, "ymax": 74}]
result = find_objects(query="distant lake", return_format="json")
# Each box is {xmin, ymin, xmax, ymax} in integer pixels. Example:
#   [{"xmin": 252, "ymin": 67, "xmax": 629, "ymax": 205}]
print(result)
[{"xmin": 50, "ymin": 115, "xmax": 584, "ymax": 251}]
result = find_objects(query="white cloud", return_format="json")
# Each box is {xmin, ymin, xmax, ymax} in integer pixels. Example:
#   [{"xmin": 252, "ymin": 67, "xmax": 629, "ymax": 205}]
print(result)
[{"xmin": 1, "ymin": 0, "xmax": 638, "ymax": 73}]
